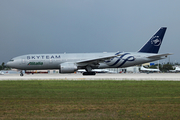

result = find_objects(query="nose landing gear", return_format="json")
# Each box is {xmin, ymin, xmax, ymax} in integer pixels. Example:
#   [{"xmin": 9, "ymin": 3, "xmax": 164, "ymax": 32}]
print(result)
[{"xmin": 20, "ymin": 70, "xmax": 24, "ymax": 76}]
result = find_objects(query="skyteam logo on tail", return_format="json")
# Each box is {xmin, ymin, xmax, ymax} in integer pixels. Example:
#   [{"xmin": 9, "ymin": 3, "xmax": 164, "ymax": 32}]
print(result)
[{"xmin": 151, "ymin": 36, "xmax": 161, "ymax": 46}]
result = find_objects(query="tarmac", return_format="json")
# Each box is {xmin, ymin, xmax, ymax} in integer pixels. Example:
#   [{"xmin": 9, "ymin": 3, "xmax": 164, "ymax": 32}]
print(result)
[{"xmin": 1, "ymin": 73, "xmax": 180, "ymax": 81}]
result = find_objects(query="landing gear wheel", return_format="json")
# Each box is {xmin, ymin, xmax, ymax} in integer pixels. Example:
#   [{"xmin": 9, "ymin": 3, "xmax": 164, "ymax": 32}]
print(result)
[
  {"xmin": 83, "ymin": 72, "xmax": 96, "ymax": 75},
  {"xmin": 20, "ymin": 73, "xmax": 24, "ymax": 76},
  {"xmin": 20, "ymin": 71, "xmax": 24, "ymax": 76}
]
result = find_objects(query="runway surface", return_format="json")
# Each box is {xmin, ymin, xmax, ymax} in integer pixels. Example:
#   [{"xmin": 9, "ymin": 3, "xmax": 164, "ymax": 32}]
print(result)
[{"xmin": 1, "ymin": 73, "xmax": 180, "ymax": 80}]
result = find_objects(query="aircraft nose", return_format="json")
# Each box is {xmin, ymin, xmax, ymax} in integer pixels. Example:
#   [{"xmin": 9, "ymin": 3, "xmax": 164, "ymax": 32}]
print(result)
[
  {"xmin": 6, "ymin": 59, "xmax": 15, "ymax": 68},
  {"xmin": 6, "ymin": 62, "xmax": 10, "ymax": 67},
  {"xmin": 6, "ymin": 61, "xmax": 14, "ymax": 67}
]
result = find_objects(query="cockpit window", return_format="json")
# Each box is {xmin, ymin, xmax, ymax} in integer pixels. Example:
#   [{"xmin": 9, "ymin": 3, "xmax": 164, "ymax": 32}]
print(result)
[{"xmin": 9, "ymin": 59, "xmax": 14, "ymax": 62}]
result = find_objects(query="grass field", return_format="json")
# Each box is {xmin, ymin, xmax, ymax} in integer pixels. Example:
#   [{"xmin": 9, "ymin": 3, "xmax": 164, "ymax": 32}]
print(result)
[{"xmin": 0, "ymin": 80, "xmax": 180, "ymax": 120}]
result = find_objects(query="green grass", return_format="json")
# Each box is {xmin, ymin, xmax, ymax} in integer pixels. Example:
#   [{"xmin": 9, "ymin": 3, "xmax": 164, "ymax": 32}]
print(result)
[{"xmin": 0, "ymin": 80, "xmax": 180, "ymax": 119}]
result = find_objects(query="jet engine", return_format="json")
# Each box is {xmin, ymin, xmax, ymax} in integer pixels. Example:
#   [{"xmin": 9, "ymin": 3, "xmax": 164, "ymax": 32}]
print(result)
[{"xmin": 59, "ymin": 62, "xmax": 78, "ymax": 73}]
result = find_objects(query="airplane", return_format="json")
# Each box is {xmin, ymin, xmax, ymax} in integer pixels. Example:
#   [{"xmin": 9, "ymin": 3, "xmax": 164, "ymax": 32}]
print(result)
[
  {"xmin": 169, "ymin": 66, "xmax": 180, "ymax": 72},
  {"xmin": 6, "ymin": 27, "xmax": 172, "ymax": 76},
  {"xmin": 77, "ymin": 69, "xmax": 116, "ymax": 73},
  {"xmin": 0, "ymin": 70, "xmax": 24, "ymax": 74},
  {"xmin": 0, "ymin": 71, "xmax": 4, "ymax": 75},
  {"xmin": 140, "ymin": 65, "xmax": 160, "ymax": 73}
]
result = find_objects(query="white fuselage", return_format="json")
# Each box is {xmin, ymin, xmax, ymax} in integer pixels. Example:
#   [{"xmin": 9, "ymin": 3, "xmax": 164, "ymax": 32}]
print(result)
[{"xmin": 6, "ymin": 52, "xmax": 165, "ymax": 70}]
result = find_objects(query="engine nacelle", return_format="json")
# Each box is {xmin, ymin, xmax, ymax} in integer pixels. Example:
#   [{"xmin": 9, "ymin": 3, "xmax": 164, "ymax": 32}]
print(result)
[{"xmin": 59, "ymin": 62, "xmax": 77, "ymax": 73}]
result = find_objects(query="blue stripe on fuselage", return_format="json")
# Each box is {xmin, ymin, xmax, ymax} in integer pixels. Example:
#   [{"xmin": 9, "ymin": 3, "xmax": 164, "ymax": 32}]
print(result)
[
  {"xmin": 110, "ymin": 53, "xmax": 130, "ymax": 66},
  {"xmin": 117, "ymin": 56, "xmax": 135, "ymax": 67}
]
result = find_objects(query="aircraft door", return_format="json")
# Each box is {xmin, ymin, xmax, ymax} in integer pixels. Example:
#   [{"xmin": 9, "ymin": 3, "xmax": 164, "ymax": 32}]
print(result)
[
  {"xmin": 21, "ymin": 59, "xmax": 26, "ymax": 64},
  {"xmin": 49, "ymin": 59, "xmax": 55, "ymax": 64}
]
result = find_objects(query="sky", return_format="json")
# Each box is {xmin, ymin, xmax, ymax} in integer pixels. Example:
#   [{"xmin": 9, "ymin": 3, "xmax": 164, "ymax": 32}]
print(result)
[{"xmin": 1, "ymin": 0, "xmax": 180, "ymax": 64}]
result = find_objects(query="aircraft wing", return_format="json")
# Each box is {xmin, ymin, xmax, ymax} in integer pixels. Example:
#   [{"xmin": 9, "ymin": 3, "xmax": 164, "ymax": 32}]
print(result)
[
  {"xmin": 147, "ymin": 53, "xmax": 172, "ymax": 58},
  {"xmin": 76, "ymin": 54, "xmax": 121, "ymax": 66}
]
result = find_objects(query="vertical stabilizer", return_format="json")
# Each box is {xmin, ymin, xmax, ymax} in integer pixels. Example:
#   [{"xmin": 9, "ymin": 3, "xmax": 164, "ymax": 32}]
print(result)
[{"xmin": 138, "ymin": 27, "xmax": 167, "ymax": 54}]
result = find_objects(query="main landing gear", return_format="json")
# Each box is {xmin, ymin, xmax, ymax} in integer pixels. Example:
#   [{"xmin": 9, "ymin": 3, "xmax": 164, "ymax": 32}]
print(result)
[
  {"xmin": 83, "ymin": 72, "xmax": 96, "ymax": 75},
  {"xmin": 82, "ymin": 66, "xmax": 96, "ymax": 75}
]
